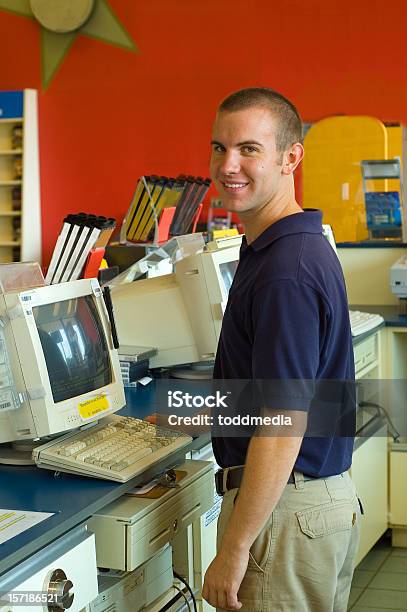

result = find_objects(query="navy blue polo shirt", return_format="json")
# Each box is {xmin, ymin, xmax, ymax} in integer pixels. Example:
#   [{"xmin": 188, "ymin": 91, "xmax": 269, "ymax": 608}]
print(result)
[{"xmin": 212, "ymin": 209, "xmax": 355, "ymax": 477}]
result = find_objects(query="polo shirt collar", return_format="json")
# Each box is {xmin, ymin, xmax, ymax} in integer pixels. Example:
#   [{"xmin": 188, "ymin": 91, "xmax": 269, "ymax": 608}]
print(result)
[{"xmin": 241, "ymin": 209, "xmax": 323, "ymax": 252}]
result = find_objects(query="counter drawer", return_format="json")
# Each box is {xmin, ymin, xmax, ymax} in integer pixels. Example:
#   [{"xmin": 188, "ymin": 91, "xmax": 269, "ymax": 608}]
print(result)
[{"xmin": 89, "ymin": 460, "xmax": 214, "ymax": 571}]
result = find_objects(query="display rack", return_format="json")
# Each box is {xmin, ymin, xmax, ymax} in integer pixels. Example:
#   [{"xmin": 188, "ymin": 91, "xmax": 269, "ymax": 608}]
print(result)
[
  {"xmin": 361, "ymin": 158, "xmax": 407, "ymax": 241},
  {"xmin": 0, "ymin": 90, "xmax": 41, "ymax": 264},
  {"xmin": 120, "ymin": 176, "xmax": 205, "ymax": 247}
]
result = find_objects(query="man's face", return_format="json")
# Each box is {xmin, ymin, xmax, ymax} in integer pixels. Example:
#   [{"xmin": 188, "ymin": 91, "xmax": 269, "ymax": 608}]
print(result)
[{"xmin": 210, "ymin": 107, "xmax": 285, "ymax": 215}]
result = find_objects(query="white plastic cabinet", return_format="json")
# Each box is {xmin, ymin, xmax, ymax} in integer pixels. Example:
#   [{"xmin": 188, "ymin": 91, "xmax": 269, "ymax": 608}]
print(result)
[
  {"xmin": 351, "ymin": 330, "xmax": 388, "ymax": 565},
  {"xmin": 173, "ymin": 443, "xmax": 220, "ymax": 612},
  {"xmin": 0, "ymin": 526, "xmax": 98, "ymax": 612},
  {"xmin": 390, "ymin": 441, "xmax": 407, "ymax": 547},
  {"xmin": 352, "ymin": 426, "xmax": 388, "ymax": 565}
]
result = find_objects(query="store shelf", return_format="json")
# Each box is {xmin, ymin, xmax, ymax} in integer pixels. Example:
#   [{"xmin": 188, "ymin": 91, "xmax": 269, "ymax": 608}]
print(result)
[
  {"xmin": 0, "ymin": 150, "xmax": 23, "ymax": 155},
  {"xmin": 0, "ymin": 90, "xmax": 40, "ymax": 264},
  {"xmin": 0, "ymin": 118, "xmax": 23, "ymax": 124}
]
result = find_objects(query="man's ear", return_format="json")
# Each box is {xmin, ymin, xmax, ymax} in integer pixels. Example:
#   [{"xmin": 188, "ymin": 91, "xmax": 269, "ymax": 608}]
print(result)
[{"xmin": 282, "ymin": 143, "xmax": 304, "ymax": 175}]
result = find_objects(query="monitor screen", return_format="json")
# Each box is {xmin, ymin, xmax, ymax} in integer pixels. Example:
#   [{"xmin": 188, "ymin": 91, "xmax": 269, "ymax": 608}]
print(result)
[
  {"xmin": 33, "ymin": 296, "xmax": 112, "ymax": 403},
  {"xmin": 219, "ymin": 260, "xmax": 238, "ymax": 294}
]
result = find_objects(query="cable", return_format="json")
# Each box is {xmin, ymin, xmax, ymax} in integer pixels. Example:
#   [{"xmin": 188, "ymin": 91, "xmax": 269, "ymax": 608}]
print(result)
[
  {"xmin": 173, "ymin": 571, "xmax": 198, "ymax": 612},
  {"xmin": 173, "ymin": 584, "xmax": 192, "ymax": 612},
  {"xmin": 359, "ymin": 400, "xmax": 401, "ymax": 442},
  {"xmin": 158, "ymin": 588, "xmax": 184, "ymax": 612}
]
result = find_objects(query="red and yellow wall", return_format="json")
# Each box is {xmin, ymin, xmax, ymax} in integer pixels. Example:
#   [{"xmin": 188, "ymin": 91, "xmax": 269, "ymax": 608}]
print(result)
[{"xmin": 1, "ymin": 0, "xmax": 407, "ymax": 264}]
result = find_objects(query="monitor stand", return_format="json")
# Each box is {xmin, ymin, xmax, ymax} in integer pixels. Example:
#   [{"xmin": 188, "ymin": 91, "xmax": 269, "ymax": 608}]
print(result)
[{"xmin": 0, "ymin": 441, "xmax": 41, "ymax": 465}]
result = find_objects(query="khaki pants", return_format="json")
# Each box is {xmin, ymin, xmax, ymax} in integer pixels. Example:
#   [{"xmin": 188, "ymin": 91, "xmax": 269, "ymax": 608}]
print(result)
[{"xmin": 216, "ymin": 472, "xmax": 361, "ymax": 612}]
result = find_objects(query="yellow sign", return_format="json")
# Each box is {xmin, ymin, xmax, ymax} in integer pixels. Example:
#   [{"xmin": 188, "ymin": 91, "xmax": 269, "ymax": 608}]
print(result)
[{"xmin": 78, "ymin": 395, "xmax": 110, "ymax": 420}]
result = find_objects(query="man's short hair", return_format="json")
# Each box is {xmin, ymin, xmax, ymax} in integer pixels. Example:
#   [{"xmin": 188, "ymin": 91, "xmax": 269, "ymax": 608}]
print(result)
[{"xmin": 218, "ymin": 87, "xmax": 303, "ymax": 153}]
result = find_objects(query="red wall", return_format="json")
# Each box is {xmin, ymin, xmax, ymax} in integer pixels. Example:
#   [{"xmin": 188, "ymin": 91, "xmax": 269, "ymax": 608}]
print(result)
[{"xmin": 1, "ymin": 0, "xmax": 407, "ymax": 264}]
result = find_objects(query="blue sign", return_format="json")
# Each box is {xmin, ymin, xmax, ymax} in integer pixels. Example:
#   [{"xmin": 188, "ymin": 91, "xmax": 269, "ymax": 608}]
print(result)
[
  {"xmin": 365, "ymin": 191, "xmax": 402, "ymax": 229},
  {"xmin": 0, "ymin": 91, "xmax": 24, "ymax": 119}
]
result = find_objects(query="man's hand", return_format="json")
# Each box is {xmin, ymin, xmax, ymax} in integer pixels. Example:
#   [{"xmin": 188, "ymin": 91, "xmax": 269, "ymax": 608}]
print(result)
[
  {"xmin": 202, "ymin": 430, "xmax": 305, "ymax": 610},
  {"xmin": 202, "ymin": 545, "xmax": 249, "ymax": 610},
  {"xmin": 145, "ymin": 412, "xmax": 211, "ymax": 436},
  {"xmin": 145, "ymin": 413, "xmax": 170, "ymax": 427}
]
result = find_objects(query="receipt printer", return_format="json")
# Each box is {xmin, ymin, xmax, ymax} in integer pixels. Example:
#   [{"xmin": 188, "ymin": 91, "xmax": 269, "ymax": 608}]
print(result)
[{"xmin": 390, "ymin": 256, "xmax": 407, "ymax": 298}]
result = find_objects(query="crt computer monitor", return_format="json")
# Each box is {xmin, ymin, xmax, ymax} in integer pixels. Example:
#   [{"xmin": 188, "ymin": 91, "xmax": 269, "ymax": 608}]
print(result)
[
  {"xmin": 111, "ymin": 228, "xmax": 337, "ymax": 370},
  {"xmin": 0, "ymin": 278, "xmax": 125, "ymax": 446},
  {"xmin": 111, "ymin": 239, "xmax": 242, "ymax": 369},
  {"xmin": 322, "ymin": 224, "xmax": 338, "ymax": 254}
]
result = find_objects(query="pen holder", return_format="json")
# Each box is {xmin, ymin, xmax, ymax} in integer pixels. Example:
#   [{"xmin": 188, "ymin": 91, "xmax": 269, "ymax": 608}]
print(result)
[
  {"xmin": 153, "ymin": 201, "xmax": 202, "ymax": 243},
  {"xmin": 120, "ymin": 175, "xmax": 209, "ymax": 246},
  {"xmin": 120, "ymin": 176, "xmax": 175, "ymax": 246},
  {"xmin": 154, "ymin": 200, "xmax": 203, "ymax": 243},
  {"xmin": 140, "ymin": 197, "xmax": 203, "ymax": 244}
]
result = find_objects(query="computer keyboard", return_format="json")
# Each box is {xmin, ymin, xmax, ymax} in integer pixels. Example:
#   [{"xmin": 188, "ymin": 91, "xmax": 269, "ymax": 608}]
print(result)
[
  {"xmin": 33, "ymin": 415, "xmax": 192, "ymax": 482},
  {"xmin": 349, "ymin": 310, "xmax": 384, "ymax": 337}
]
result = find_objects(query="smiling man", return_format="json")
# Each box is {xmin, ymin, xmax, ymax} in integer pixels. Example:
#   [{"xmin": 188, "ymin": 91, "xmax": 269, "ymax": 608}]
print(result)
[{"xmin": 202, "ymin": 88, "xmax": 361, "ymax": 612}]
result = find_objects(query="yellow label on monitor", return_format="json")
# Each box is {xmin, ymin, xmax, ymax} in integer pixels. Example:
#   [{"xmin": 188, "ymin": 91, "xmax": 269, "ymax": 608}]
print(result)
[
  {"xmin": 213, "ymin": 228, "xmax": 239, "ymax": 239},
  {"xmin": 78, "ymin": 395, "xmax": 110, "ymax": 420}
]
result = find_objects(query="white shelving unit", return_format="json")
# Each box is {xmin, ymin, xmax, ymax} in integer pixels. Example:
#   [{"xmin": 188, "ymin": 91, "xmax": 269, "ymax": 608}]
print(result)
[{"xmin": 0, "ymin": 90, "xmax": 41, "ymax": 264}]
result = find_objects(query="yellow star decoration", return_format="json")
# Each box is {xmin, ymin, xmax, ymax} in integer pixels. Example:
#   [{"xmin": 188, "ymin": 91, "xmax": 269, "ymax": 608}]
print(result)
[{"xmin": 0, "ymin": 0, "xmax": 138, "ymax": 89}]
